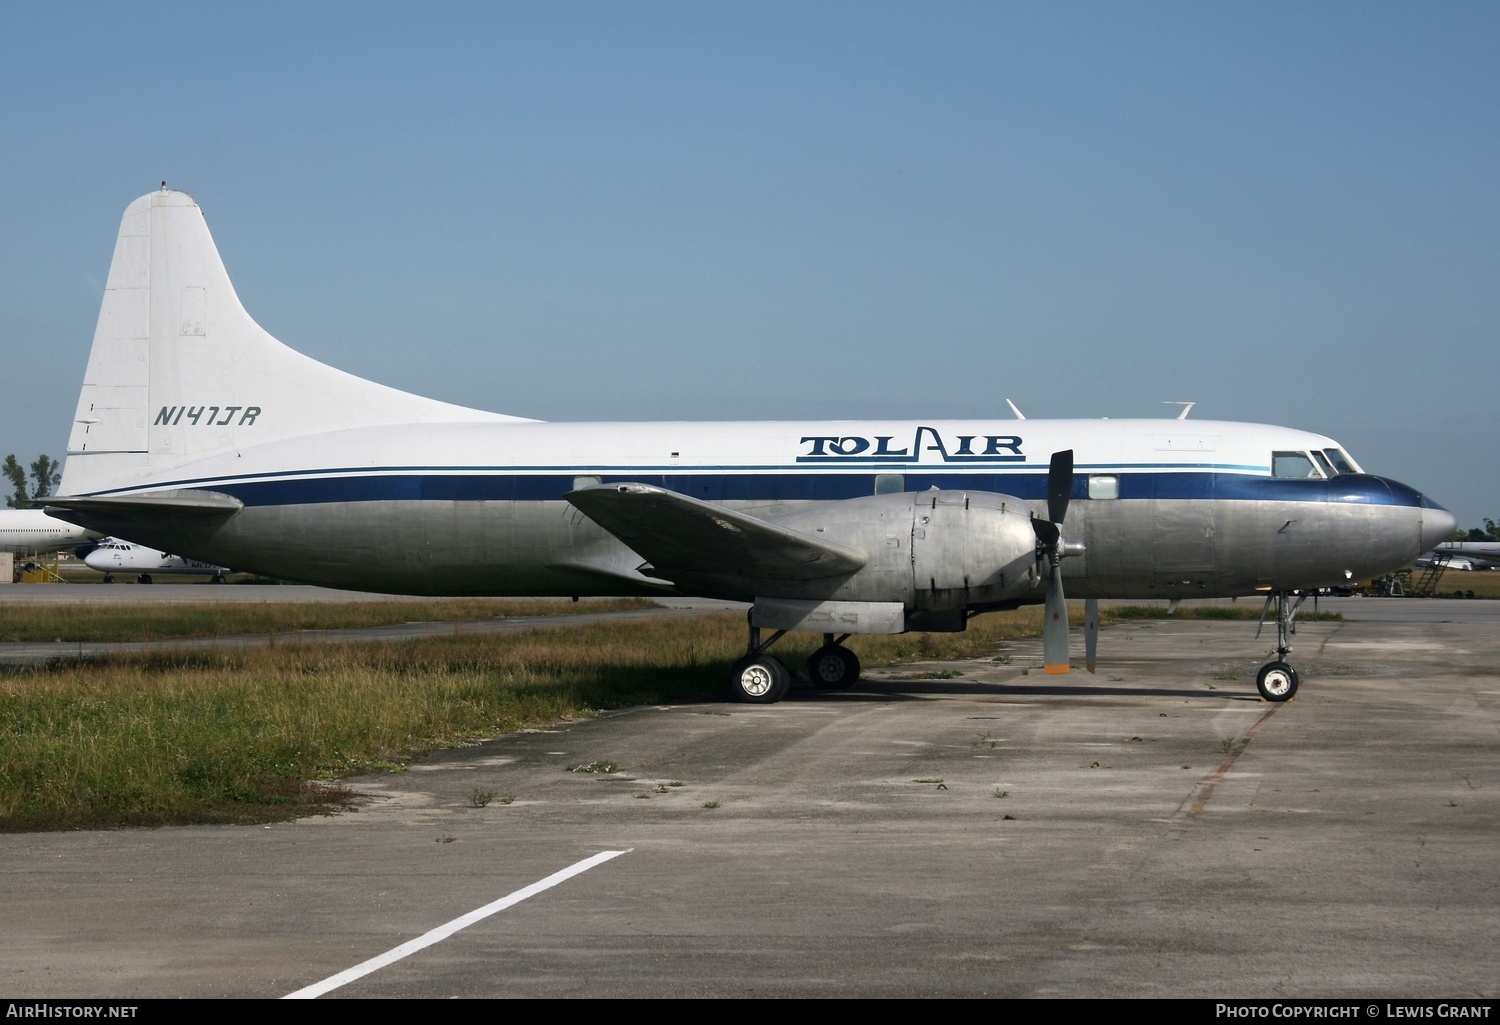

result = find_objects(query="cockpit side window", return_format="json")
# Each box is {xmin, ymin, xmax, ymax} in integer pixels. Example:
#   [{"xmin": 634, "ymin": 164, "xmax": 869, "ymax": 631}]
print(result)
[
  {"xmin": 1323, "ymin": 448, "xmax": 1358, "ymax": 474},
  {"xmin": 1311, "ymin": 450, "xmax": 1337, "ymax": 478},
  {"xmin": 1272, "ymin": 451, "xmax": 1320, "ymax": 478}
]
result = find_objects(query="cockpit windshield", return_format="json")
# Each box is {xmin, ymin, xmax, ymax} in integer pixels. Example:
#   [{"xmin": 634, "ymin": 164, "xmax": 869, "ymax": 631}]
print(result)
[
  {"xmin": 1272, "ymin": 446, "xmax": 1365, "ymax": 479},
  {"xmin": 1323, "ymin": 448, "xmax": 1359, "ymax": 474}
]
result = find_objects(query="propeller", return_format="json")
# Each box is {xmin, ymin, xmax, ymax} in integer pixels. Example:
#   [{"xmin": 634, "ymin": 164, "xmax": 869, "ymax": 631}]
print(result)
[{"xmin": 1034, "ymin": 450, "xmax": 1074, "ymax": 675}]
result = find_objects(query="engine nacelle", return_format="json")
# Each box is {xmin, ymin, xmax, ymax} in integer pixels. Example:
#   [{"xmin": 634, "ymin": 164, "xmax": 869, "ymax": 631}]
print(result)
[{"xmin": 769, "ymin": 490, "xmax": 1043, "ymax": 610}]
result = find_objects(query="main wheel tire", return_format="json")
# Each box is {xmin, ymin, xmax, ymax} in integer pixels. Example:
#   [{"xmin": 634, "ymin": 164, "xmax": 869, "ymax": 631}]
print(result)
[
  {"xmin": 1256, "ymin": 661, "xmax": 1299, "ymax": 702},
  {"xmin": 807, "ymin": 645, "xmax": 861, "ymax": 690},
  {"xmin": 729, "ymin": 656, "xmax": 791, "ymax": 704},
  {"xmin": 139, "ymin": 574, "xmax": 153, "ymax": 584}
]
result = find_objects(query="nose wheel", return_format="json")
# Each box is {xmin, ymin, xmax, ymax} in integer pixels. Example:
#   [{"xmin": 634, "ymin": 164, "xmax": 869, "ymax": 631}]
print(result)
[{"xmin": 1256, "ymin": 661, "xmax": 1299, "ymax": 701}]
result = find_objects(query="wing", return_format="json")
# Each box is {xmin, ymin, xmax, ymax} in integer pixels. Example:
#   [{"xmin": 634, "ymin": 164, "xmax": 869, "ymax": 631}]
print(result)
[{"xmin": 565, "ymin": 483, "xmax": 867, "ymax": 583}]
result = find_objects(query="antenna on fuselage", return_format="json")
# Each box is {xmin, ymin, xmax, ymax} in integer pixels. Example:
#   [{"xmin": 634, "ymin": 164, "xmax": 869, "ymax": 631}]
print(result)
[
  {"xmin": 1005, "ymin": 398, "xmax": 1026, "ymax": 420},
  {"xmin": 1164, "ymin": 401, "xmax": 1195, "ymax": 420}
]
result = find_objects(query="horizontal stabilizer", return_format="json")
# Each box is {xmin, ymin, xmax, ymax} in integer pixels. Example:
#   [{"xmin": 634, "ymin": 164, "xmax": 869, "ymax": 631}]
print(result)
[
  {"xmin": 566, "ymin": 483, "xmax": 867, "ymax": 583},
  {"xmin": 47, "ymin": 489, "xmax": 244, "ymax": 515},
  {"xmin": 45, "ymin": 489, "xmax": 243, "ymax": 536}
]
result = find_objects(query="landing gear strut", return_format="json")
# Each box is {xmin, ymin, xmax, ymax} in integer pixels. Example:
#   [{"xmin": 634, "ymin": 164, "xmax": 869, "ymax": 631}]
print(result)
[
  {"xmin": 1254, "ymin": 590, "xmax": 1304, "ymax": 702},
  {"xmin": 729, "ymin": 613, "xmax": 791, "ymax": 703},
  {"xmin": 728, "ymin": 619, "xmax": 862, "ymax": 703}
]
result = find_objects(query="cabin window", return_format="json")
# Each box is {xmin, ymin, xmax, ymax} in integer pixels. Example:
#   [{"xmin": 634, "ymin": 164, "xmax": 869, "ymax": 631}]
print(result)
[
  {"xmin": 874, "ymin": 474, "xmax": 905, "ymax": 495},
  {"xmin": 572, "ymin": 475, "xmax": 602, "ymax": 490},
  {"xmin": 1088, "ymin": 474, "xmax": 1119, "ymax": 500},
  {"xmin": 1323, "ymin": 448, "xmax": 1358, "ymax": 474},
  {"xmin": 1272, "ymin": 452, "xmax": 1319, "ymax": 478}
]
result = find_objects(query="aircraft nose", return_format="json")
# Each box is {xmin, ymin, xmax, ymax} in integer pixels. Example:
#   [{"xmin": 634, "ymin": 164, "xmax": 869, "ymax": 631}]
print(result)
[{"xmin": 1420, "ymin": 502, "xmax": 1458, "ymax": 552}]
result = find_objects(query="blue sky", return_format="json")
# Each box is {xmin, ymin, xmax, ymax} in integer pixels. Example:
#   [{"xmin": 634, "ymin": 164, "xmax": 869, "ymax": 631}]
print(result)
[{"xmin": 1, "ymin": 1, "xmax": 1495, "ymax": 525}]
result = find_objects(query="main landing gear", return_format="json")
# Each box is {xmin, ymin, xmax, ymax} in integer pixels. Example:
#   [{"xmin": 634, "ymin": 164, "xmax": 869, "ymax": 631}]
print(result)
[
  {"xmin": 727, "ymin": 616, "xmax": 861, "ymax": 703},
  {"xmin": 1254, "ymin": 590, "xmax": 1304, "ymax": 702}
]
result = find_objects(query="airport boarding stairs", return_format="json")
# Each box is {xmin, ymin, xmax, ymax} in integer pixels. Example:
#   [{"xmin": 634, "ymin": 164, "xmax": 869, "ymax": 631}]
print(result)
[{"xmin": 1408, "ymin": 554, "xmax": 1450, "ymax": 598}]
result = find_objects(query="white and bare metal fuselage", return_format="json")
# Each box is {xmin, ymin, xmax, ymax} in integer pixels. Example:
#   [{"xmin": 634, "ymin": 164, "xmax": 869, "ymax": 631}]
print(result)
[{"xmin": 61, "ymin": 417, "xmax": 1450, "ymax": 605}]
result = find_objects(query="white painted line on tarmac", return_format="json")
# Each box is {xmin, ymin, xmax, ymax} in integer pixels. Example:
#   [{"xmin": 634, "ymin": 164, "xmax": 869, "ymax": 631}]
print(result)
[{"xmin": 283, "ymin": 849, "xmax": 631, "ymax": 999}]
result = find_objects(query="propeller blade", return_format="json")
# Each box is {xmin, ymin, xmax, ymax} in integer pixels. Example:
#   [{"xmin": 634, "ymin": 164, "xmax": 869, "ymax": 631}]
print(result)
[
  {"xmin": 1084, "ymin": 597, "xmax": 1098, "ymax": 674},
  {"xmin": 1047, "ymin": 449, "xmax": 1074, "ymax": 526},
  {"xmin": 1035, "ymin": 449, "xmax": 1078, "ymax": 674},
  {"xmin": 1043, "ymin": 558, "xmax": 1070, "ymax": 674},
  {"xmin": 1031, "ymin": 517, "xmax": 1059, "ymax": 548}
]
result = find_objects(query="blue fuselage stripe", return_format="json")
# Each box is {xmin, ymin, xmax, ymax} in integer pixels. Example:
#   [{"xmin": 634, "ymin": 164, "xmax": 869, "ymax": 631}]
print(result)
[{"xmin": 115, "ymin": 471, "xmax": 1424, "ymax": 509}]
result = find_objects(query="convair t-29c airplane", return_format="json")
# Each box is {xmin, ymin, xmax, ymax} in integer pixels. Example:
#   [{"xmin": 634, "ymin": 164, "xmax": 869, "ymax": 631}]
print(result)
[{"xmin": 47, "ymin": 189, "xmax": 1455, "ymax": 703}]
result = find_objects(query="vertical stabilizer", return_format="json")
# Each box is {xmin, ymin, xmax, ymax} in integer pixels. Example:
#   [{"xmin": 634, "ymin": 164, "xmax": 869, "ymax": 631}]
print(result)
[{"xmin": 62, "ymin": 188, "xmax": 525, "ymax": 496}]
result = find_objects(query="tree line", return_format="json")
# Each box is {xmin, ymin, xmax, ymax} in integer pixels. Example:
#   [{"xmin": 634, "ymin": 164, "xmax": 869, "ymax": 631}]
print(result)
[
  {"xmin": 4, "ymin": 454, "xmax": 61, "ymax": 508},
  {"xmin": 1458, "ymin": 519, "xmax": 1500, "ymax": 542}
]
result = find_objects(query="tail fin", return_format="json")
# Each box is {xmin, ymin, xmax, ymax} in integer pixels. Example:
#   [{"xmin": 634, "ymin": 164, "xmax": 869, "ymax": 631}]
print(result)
[{"xmin": 61, "ymin": 187, "xmax": 524, "ymax": 496}]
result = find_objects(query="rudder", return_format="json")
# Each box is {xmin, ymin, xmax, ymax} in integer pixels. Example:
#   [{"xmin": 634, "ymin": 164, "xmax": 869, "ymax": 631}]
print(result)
[{"xmin": 61, "ymin": 187, "xmax": 522, "ymax": 496}]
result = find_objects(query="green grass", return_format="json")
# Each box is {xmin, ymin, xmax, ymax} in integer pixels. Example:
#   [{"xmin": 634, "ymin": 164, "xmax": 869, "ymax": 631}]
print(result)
[
  {"xmin": 0, "ymin": 597, "xmax": 659, "ymax": 643},
  {"xmin": 0, "ymin": 605, "xmax": 1082, "ymax": 830},
  {"xmin": 1424, "ymin": 572, "xmax": 1500, "ymax": 599},
  {"xmin": 0, "ymin": 615, "xmax": 732, "ymax": 830},
  {"xmin": 0, "ymin": 599, "xmax": 1318, "ymax": 831}
]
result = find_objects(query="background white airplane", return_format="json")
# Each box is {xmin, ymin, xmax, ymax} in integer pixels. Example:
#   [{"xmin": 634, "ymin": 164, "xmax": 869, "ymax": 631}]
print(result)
[
  {"xmin": 0, "ymin": 508, "xmax": 100, "ymax": 555},
  {"xmin": 82, "ymin": 538, "xmax": 229, "ymax": 584},
  {"xmin": 1421, "ymin": 541, "xmax": 1500, "ymax": 571},
  {"xmin": 46, "ymin": 189, "xmax": 1456, "ymax": 703}
]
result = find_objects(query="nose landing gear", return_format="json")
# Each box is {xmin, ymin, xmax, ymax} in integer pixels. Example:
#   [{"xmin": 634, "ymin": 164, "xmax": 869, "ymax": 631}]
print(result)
[{"xmin": 1255, "ymin": 590, "xmax": 1304, "ymax": 701}]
